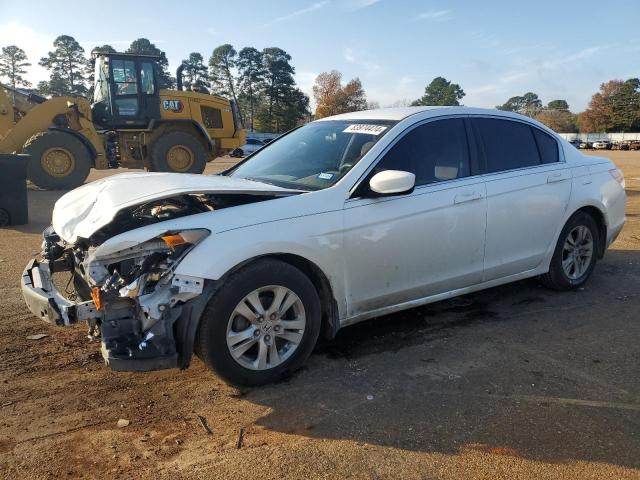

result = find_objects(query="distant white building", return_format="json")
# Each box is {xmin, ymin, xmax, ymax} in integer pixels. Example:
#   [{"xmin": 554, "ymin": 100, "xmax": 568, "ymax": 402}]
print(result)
[{"xmin": 559, "ymin": 132, "xmax": 640, "ymax": 141}]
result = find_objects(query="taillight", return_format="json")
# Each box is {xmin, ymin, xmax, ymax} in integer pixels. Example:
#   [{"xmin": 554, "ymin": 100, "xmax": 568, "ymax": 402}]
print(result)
[{"xmin": 609, "ymin": 168, "xmax": 625, "ymax": 188}]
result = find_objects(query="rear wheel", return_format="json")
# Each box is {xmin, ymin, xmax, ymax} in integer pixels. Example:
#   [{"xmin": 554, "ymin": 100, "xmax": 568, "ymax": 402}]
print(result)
[
  {"xmin": 196, "ymin": 259, "xmax": 321, "ymax": 386},
  {"xmin": 23, "ymin": 131, "xmax": 92, "ymax": 190},
  {"xmin": 150, "ymin": 131, "xmax": 207, "ymax": 174},
  {"xmin": 540, "ymin": 212, "xmax": 599, "ymax": 291}
]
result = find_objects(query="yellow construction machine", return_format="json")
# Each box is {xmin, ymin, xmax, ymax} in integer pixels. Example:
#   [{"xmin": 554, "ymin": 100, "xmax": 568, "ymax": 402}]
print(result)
[{"xmin": 0, "ymin": 51, "xmax": 246, "ymax": 189}]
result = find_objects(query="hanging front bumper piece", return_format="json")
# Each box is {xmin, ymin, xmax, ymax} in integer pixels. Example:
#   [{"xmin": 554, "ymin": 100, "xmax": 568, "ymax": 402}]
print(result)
[{"xmin": 21, "ymin": 259, "xmax": 100, "ymax": 326}]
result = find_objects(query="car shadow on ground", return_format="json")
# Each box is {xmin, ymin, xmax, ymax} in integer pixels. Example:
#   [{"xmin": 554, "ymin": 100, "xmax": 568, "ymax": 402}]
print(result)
[{"xmin": 241, "ymin": 249, "xmax": 640, "ymax": 469}]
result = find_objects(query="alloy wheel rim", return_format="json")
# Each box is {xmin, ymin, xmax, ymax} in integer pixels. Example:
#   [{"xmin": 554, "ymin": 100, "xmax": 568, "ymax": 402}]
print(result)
[
  {"xmin": 226, "ymin": 285, "xmax": 306, "ymax": 371},
  {"xmin": 41, "ymin": 147, "xmax": 75, "ymax": 177},
  {"xmin": 562, "ymin": 225, "xmax": 594, "ymax": 280},
  {"xmin": 166, "ymin": 145, "xmax": 194, "ymax": 172}
]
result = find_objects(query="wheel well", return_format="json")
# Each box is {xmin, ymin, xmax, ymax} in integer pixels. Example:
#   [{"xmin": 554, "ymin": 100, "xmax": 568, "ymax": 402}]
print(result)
[
  {"xmin": 576, "ymin": 206, "xmax": 607, "ymax": 258},
  {"xmin": 224, "ymin": 254, "xmax": 340, "ymax": 340}
]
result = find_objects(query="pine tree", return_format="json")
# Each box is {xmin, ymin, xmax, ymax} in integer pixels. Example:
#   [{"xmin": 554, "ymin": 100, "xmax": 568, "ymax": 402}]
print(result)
[
  {"xmin": 181, "ymin": 52, "xmax": 209, "ymax": 93},
  {"xmin": 209, "ymin": 44, "xmax": 239, "ymax": 108},
  {"xmin": 259, "ymin": 47, "xmax": 296, "ymax": 131},
  {"xmin": 0, "ymin": 45, "xmax": 31, "ymax": 89},
  {"xmin": 38, "ymin": 36, "xmax": 88, "ymax": 96},
  {"xmin": 39, "ymin": 35, "xmax": 89, "ymax": 96},
  {"xmin": 127, "ymin": 38, "xmax": 174, "ymax": 88},
  {"xmin": 412, "ymin": 77, "xmax": 465, "ymax": 106},
  {"xmin": 236, "ymin": 47, "xmax": 266, "ymax": 130}
]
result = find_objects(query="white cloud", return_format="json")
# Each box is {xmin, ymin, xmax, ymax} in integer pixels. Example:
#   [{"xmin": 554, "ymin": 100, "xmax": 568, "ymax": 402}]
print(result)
[
  {"xmin": 465, "ymin": 45, "xmax": 608, "ymax": 109},
  {"xmin": 347, "ymin": 0, "xmax": 382, "ymax": 10},
  {"xmin": 415, "ymin": 9, "xmax": 452, "ymax": 22},
  {"xmin": 263, "ymin": 1, "xmax": 329, "ymax": 27},
  {"xmin": 541, "ymin": 46, "xmax": 605, "ymax": 69},
  {"xmin": 343, "ymin": 47, "xmax": 382, "ymax": 76}
]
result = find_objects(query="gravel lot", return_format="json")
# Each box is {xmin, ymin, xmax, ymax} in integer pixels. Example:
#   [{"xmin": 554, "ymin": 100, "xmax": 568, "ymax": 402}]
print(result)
[{"xmin": 1, "ymin": 152, "xmax": 639, "ymax": 479}]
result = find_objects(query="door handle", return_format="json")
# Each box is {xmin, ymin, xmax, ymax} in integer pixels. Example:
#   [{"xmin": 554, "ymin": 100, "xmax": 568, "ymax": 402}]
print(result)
[
  {"xmin": 454, "ymin": 191, "xmax": 482, "ymax": 204},
  {"xmin": 547, "ymin": 172, "xmax": 567, "ymax": 183}
]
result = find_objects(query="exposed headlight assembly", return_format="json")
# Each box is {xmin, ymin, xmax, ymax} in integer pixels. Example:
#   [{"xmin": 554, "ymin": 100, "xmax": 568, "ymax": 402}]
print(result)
[{"xmin": 86, "ymin": 229, "xmax": 210, "ymax": 308}]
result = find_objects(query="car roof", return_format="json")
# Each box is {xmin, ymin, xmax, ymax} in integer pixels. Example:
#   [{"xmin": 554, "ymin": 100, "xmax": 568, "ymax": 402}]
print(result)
[{"xmin": 315, "ymin": 106, "xmax": 535, "ymax": 123}]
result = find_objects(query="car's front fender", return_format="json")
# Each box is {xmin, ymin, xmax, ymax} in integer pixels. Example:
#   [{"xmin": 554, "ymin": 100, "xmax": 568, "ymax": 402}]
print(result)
[{"xmin": 174, "ymin": 209, "xmax": 347, "ymax": 318}]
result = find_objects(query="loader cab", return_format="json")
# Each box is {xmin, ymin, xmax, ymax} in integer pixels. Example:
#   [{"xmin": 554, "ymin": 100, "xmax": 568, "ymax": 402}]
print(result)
[{"xmin": 91, "ymin": 52, "xmax": 161, "ymax": 128}]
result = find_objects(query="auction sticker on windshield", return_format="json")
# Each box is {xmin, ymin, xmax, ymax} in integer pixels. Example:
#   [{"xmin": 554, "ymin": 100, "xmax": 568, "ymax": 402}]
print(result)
[{"xmin": 343, "ymin": 124, "xmax": 388, "ymax": 135}]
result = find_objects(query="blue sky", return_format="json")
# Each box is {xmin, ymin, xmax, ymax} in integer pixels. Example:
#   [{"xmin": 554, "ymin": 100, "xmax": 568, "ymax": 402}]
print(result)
[{"xmin": 1, "ymin": 0, "xmax": 638, "ymax": 110}]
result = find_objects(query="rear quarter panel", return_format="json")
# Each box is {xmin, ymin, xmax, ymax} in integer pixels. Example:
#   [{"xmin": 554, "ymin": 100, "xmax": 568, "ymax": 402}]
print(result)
[{"xmin": 549, "ymin": 144, "xmax": 626, "ymax": 259}]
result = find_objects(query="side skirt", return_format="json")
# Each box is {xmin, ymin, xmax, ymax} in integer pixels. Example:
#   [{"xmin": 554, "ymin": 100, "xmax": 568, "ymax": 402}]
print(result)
[{"xmin": 339, "ymin": 267, "xmax": 546, "ymax": 328}]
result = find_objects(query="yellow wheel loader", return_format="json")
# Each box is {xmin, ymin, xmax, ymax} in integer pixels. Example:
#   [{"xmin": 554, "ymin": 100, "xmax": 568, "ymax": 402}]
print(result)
[{"xmin": 0, "ymin": 52, "xmax": 246, "ymax": 190}]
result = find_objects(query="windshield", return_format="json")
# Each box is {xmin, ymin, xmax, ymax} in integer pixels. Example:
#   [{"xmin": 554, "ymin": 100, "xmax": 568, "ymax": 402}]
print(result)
[{"xmin": 229, "ymin": 120, "xmax": 397, "ymax": 190}]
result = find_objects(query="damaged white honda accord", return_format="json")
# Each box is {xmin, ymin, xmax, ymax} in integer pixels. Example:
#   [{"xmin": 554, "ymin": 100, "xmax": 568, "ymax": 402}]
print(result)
[{"xmin": 22, "ymin": 107, "xmax": 626, "ymax": 386}]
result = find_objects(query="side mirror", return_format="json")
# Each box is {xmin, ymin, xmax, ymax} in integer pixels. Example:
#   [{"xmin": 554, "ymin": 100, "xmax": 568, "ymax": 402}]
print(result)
[{"xmin": 369, "ymin": 170, "xmax": 415, "ymax": 196}]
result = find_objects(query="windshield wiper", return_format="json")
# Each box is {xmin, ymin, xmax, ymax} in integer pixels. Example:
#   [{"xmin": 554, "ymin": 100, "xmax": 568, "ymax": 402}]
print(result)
[
  {"xmin": 242, "ymin": 176, "xmax": 312, "ymax": 192},
  {"xmin": 243, "ymin": 176, "xmax": 277, "ymax": 187}
]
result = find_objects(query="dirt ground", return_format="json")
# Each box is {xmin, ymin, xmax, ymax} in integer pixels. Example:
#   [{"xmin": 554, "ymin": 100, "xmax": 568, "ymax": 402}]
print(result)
[{"xmin": 1, "ymin": 151, "xmax": 639, "ymax": 480}]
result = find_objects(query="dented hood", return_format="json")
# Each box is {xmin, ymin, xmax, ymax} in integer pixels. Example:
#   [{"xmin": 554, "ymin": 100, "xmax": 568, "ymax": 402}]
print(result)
[{"xmin": 52, "ymin": 172, "xmax": 299, "ymax": 243}]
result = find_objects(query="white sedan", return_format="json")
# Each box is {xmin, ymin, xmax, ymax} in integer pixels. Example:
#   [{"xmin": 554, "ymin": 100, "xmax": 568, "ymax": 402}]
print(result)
[
  {"xmin": 592, "ymin": 140, "xmax": 611, "ymax": 150},
  {"xmin": 21, "ymin": 107, "xmax": 626, "ymax": 386}
]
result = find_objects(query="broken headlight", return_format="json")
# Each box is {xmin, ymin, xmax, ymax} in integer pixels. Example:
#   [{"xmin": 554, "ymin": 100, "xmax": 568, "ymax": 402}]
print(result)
[{"xmin": 87, "ymin": 228, "xmax": 210, "ymax": 306}]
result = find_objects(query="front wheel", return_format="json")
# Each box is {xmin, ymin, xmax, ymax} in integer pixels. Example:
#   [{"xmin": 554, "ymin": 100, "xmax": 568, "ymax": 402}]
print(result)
[
  {"xmin": 150, "ymin": 131, "xmax": 207, "ymax": 174},
  {"xmin": 23, "ymin": 131, "xmax": 92, "ymax": 190},
  {"xmin": 540, "ymin": 212, "xmax": 599, "ymax": 291},
  {"xmin": 196, "ymin": 259, "xmax": 321, "ymax": 386}
]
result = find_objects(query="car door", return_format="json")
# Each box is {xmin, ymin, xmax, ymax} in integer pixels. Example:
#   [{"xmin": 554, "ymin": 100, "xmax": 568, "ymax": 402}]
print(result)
[
  {"xmin": 342, "ymin": 117, "xmax": 487, "ymax": 318},
  {"xmin": 470, "ymin": 117, "xmax": 571, "ymax": 280}
]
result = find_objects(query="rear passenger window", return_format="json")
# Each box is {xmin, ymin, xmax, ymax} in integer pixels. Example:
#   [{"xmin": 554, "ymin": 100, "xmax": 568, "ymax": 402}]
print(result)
[
  {"xmin": 532, "ymin": 128, "xmax": 559, "ymax": 163},
  {"xmin": 473, "ymin": 118, "xmax": 540, "ymax": 173},
  {"xmin": 373, "ymin": 118, "xmax": 470, "ymax": 186}
]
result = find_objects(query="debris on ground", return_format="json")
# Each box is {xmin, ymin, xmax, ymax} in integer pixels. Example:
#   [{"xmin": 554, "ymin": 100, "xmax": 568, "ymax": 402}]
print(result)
[
  {"xmin": 117, "ymin": 419, "xmax": 130, "ymax": 428},
  {"xmin": 236, "ymin": 428, "xmax": 244, "ymax": 449},
  {"xmin": 197, "ymin": 415, "xmax": 213, "ymax": 435},
  {"xmin": 26, "ymin": 333, "xmax": 48, "ymax": 340}
]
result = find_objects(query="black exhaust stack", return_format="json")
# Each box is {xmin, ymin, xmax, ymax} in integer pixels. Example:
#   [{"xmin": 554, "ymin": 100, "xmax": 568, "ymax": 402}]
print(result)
[{"xmin": 176, "ymin": 64, "xmax": 185, "ymax": 91}]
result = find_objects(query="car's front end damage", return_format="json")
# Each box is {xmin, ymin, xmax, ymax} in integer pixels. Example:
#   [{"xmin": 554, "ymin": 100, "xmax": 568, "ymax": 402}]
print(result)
[
  {"xmin": 22, "ymin": 227, "xmax": 210, "ymax": 370},
  {"xmin": 20, "ymin": 172, "xmax": 300, "ymax": 371}
]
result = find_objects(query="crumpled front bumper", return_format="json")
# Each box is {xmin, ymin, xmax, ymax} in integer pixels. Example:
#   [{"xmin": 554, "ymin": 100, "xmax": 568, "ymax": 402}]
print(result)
[
  {"xmin": 21, "ymin": 257, "xmax": 211, "ymax": 372},
  {"xmin": 20, "ymin": 258, "xmax": 100, "ymax": 326}
]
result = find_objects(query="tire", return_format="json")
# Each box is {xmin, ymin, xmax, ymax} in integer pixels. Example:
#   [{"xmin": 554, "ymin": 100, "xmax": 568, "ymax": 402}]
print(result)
[
  {"xmin": 150, "ymin": 131, "xmax": 207, "ymax": 174},
  {"xmin": 23, "ymin": 131, "xmax": 92, "ymax": 190},
  {"xmin": 196, "ymin": 259, "xmax": 322, "ymax": 386},
  {"xmin": 540, "ymin": 211, "xmax": 600, "ymax": 291}
]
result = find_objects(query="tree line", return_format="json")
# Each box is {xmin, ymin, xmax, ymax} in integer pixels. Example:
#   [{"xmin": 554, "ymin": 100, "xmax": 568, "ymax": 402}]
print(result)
[
  {"xmin": 2, "ymin": 37, "xmax": 640, "ymax": 133},
  {"xmin": 0, "ymin": 36, "xmax": 310, "ymax": 133}
]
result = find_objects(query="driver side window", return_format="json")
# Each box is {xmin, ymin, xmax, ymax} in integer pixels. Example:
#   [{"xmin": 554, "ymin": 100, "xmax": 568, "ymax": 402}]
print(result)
[{"xmin": 373, "ymin": 118, "xmax": 471, "ymax": 186}]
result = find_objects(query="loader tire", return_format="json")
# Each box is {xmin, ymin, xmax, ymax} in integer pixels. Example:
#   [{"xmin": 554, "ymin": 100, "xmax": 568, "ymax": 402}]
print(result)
[
  {"xmin": 23, "ymin": 131, "xmax": 92, "ymax": 190},
  {"xmin": 150, "ymin": 131, "xmax": 207, "ymax": 174}
]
